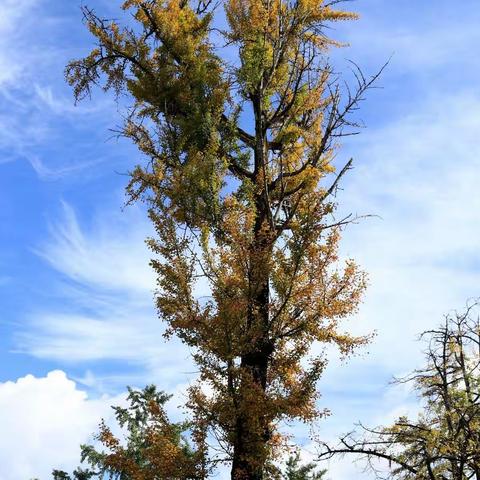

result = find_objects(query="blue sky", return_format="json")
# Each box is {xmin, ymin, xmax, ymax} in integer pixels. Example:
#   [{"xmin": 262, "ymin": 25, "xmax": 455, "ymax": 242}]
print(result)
[{"xmin": 1, "ymin": 0, "xmax": 480, "ymax": 478}]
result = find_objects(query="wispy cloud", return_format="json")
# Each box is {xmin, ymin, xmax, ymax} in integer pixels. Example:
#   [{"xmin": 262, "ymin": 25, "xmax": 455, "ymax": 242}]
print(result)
[
  {"xmin": 0, "ymin": 0, "xmax": 42, "ymax": 87},
  {"xmin": 38, "ymin": 202, "xmax": 155, "ymax": 295},
  {"xmin": 33, "ymin": 84, "xmax": 113, "ymax": 116},
  {"xmin": 339, "ymin": 90, "xmax": 480, "ymax": 363},
  {"xmin": 334, "ymin": 1, "xmax": 480, "ymax": 76},
  {"xmin": 0, "ymin": 0, "xmax": 124, "ymax": 179},
  {"xmin": 18, "ymin": 202, "xmax": 195, "ymax": 390}
]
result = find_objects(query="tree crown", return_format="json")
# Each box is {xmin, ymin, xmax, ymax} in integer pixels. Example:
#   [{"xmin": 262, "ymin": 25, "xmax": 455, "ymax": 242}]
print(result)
[{"xmin": 67, "ymin": 0, "xmax": 375, "ymax": 476}]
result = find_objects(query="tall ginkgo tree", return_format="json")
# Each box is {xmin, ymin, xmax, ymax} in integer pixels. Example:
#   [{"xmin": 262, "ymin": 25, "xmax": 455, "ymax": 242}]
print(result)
[{"xmin": 67, "ymin": 1, "xmax": 378, "ymax": 478}]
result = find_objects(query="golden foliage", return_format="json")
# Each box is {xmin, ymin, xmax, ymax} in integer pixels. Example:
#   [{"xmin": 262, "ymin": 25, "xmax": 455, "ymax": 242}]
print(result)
[{"xmin": 66, "ymin": 1, "xmax": 374, "ymax": 477}]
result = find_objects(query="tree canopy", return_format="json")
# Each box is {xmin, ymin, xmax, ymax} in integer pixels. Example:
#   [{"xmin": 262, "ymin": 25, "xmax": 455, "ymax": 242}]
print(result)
[{"xmin": 67, "ymin": 0, "xmax": 378, "ymax": 477}]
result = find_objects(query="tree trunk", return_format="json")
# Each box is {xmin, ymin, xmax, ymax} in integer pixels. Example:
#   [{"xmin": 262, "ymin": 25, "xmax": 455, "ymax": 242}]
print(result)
[
  {"xmin": 231, "ymin": 213, "xmax": 273, "ymax": 479},
  {"xmin": 230, "ymin": 89, "xmax": 273, "ymax": 480}
]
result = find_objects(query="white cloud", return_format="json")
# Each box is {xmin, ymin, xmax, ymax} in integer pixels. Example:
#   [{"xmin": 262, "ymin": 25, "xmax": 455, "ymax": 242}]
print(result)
[
  {"xmin": 0, "ymin": 370, "xmax": 195, "ymax": 480},
  {"xmin": 38, "ymin": 202, "xmax": 156, "ymax": 295},
  {"xmin": 288, "ymin": 376, "xmax": 420, "ymax": 480},
  {"xmin": 0, "ymin": 370, "xmax": 116, "ymax": 480},
  {"xmin": 348, "ymin": 22, "xmax": 480, "ymax": 72},
  {"xmin": 0, "ymin": 0, "xmax": 123, "ymax": 179},
  {"xmin": 333, "ymin": 1, "xmax": 480, "ymax": 78},
  {"xmin": 33, "ymin": 84, "xmax": 117, "ymax": 119}
]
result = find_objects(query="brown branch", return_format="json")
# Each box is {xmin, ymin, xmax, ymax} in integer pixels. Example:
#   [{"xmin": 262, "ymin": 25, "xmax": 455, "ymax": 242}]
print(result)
[{"xmin": 317, "ymin": 441, "xmax": 419, "ymax": 476}]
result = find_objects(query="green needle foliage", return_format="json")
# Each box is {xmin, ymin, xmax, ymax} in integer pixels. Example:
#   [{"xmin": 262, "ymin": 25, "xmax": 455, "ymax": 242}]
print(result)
[
  {"xmin": 51, "ymin": 385, "xmax": 206, "ymax": 479},
  {"xmin": 283, "ymin": 451, "xmax": 325, "ymax": 480}
]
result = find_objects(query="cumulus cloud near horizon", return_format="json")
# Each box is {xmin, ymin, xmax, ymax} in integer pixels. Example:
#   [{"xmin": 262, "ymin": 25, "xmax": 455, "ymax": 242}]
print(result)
[{"xmin": 0, "ymin": 370, "xmax": 118, "ymax": 480}]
